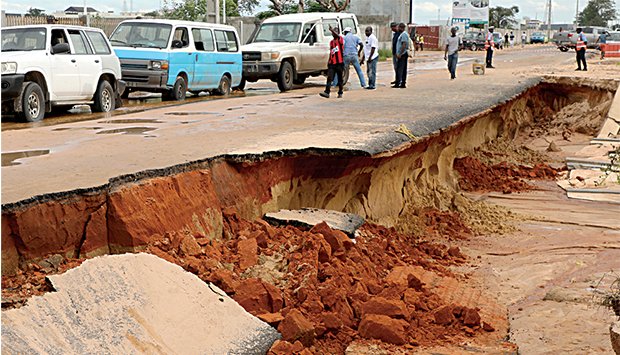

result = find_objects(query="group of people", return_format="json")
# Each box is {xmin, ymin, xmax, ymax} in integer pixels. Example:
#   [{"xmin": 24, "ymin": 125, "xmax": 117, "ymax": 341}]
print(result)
[{"xmin": 320, "ymin": 22, "xmax": 411, "ymax": 98}]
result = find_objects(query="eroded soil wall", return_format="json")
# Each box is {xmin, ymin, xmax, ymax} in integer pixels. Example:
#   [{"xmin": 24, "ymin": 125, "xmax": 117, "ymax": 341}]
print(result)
[{"xmin": 1, "ymin": 82, "xmax": 615, "ymax": 276}]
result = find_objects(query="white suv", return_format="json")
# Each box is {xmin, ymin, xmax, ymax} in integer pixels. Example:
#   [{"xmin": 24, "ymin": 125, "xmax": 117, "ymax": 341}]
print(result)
[{"xmin": 1, "ymin": 25, "xmax": 125, "ymax": 122}]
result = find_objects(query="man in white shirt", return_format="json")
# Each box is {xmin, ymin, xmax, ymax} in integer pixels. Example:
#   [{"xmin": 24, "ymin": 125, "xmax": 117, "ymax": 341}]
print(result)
[
  {"xmin": 486, "ymin": 27, "xmax": 495, "ymax": 68},
  {"xmin": 363, "ymin": 26, "xmax": 379, "ymax": 90},
  {"xmin": 444, "ymin": 27, "xmax": 462, "ymax": 80}
]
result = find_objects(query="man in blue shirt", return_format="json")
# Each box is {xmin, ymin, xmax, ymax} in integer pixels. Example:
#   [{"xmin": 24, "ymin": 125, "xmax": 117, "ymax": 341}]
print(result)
[
  {"xmin": 343, "ymin": 27, "xmax": 366, "ymax": 88},
  {"xmin": 596, "ymin": 31, "xmax": 608, "ymax": 60},
  {"xmin": 393, "ymin": 23, "xmax": 410, "ymax": 88}
]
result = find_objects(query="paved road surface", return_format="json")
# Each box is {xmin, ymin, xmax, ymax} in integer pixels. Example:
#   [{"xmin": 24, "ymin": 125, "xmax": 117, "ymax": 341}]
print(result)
[{"xmin": 1, "ymin": 46, "xmax": 577, "ymax": 204}]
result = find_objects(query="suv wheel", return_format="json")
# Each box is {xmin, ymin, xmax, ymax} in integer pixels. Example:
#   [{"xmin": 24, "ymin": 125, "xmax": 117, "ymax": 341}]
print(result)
[
  {"xmin": 341, "ymin": 67, "xmax": 350, "ymax": 86},
  {"xmin": 164, "ymin": 76, "xmax": 186, "ymax": 101},
  {"xmin": 20, "ymin": 82, "xmax": 45, "ymax": 122},
  {"xmin": 215, "ymin": 75, "xmax": 231, "ymax": 96},
  {"xmin": 92, "ymin": 80, "xmax": 115, "ymax": 113},
  {"xmin": 277, "ymin": 61, "xmax": 294, "ymax": 92},
  {"xmin": 471, "ymin": 43, "xmax": 477, "ymax": 51}
]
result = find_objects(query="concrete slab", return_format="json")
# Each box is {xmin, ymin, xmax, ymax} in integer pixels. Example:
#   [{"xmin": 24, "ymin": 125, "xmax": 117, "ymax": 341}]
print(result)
[
  {"xmin": 597, "ymin": 118, "xmax": 620, "ymax": 139},
  {"xmin": 264, "ymin": 208, "xmax": 364, "ymax": 236},
  {"xmin": 1, "ymin": 253, "xmax": 280, "ymax": 353}
]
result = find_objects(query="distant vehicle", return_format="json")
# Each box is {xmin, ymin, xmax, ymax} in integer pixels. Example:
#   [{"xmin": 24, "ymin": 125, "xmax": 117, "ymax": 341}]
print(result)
[
  {"xmin": 110, "ymin": 19, "xmax": 242, "ymax": 100},
  {"xmin": 240, "ymin": 12, "xmax": 361, "ymax": 92},
  {"xmin": 462, "ymin": 32, "xmax": 486, "ymax": 51},
  {"xmin": 552, "ymin": 26, "xmax": 608, "ymax": 52},
  {"xmin": 608, "ymin": 31, "xmax": 620, "ymax": 42},
  {"xmin": 530, "ymin": 32, "xmax": 547, "ymax": 44},
  {"xmin": 492, "ymin": 33, "xmax": 504, "ymax": 49},
  {"xmin": 1, "ymin": 25, "xmax": 124, "ymax": 122}
]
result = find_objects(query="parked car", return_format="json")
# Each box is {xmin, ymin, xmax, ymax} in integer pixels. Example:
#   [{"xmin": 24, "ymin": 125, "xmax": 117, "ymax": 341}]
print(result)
[
  {"xmin": 240, "ymin": 12, "xmax": 361, "ymax": 92},
  {"xmin": 462, "ymin": 32, "xmax": 485, "ymax": 51},
  {"xmin": 608, "ymin": 31, "xmax": 620, "ymax": 42},
  {"xmin": 110, "ymin": 19, "xmax": 242, "ymax": 100},
  {"xmin": 492, "ymin": 33, "xmax": 504, "ymax": 49},
  {"xmin": 1, "ymin": 25, "xmax": 124, "ymax": 122},
  {"xmin": 530, "ymin": 32, "xmax": 547, "ymax": 44},
  {"xmin": 553, "ymin": 26, "xmax": 608, "ymax": 52}
]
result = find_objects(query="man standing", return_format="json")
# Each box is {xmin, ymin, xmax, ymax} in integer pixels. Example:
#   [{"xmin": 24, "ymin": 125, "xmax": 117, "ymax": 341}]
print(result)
[
  {"xmin": 320, "ymin": 27, "xmax": 344, "ymax": 98},
  {"xmin": 391, "ymin": 22, "xmax": 399, "ymax": 85},
  {"xmin": 521, "ymin": 31, "xmax": 527, "ymax": 48},
  {"xmin": 393, "ymin": 23, "xmax": 410, "ymax": 89},
  {"xmin": 419, "ymin": 34, "xmax": 425, "ymax": 51},
  {"xmin": 575, "ymin": 27, "xmax": 588, "ymax": 71},
  {"xmin": 486, "ymin": 27, "xmax": 495, "ymax": 68},
  {"xmin": 509, "ymin": 31, "xmax": 515, "ymax": 47},
  {"xmin": 444, "ymin": 27, "xmax": 461, "ymax": 80},
  {"xmin": 596, "ymin": 31, "xmax": 608, "ymax": 60},
  {"xmin": 343, "ymin": 27, "xmax": 366, "ymax": 88},
  {"xmin": 363, "ymin": 26, "xmax": 379, "ymax": 90}
]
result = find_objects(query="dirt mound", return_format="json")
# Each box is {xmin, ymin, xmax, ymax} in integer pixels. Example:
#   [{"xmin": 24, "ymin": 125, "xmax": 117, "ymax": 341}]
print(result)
[
  {"xmin": 454, "ymin": 157, "xmax": 559, "ymax": 194},
  {"xmin": 526, "ymin": 100, "xmax": 610, "ymax": 138},
  {"xmin": 138, "ymin": 212, "xmax": 497, "ymax": 353}
]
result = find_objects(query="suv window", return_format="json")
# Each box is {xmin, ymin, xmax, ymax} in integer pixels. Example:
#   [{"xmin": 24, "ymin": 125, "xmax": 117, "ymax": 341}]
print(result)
[
  {"xmin": 85, "ymin": 31, "xmax": 111, "ymax": 54},
  {"xmin": 68, "ymin": 30, "xmax": 91, "ymax": 54},
  {"xmin": 192, "ymin": 28, "xmax": 215, "ymax": 51},
  {"xmin": 215, "ymin": 30, "xmax": 238, "ymax": 52},
  {"xmin": 50, "ymin": 29, "xmax": 69, "ymax": 53},
  {"xmin": 302, "ymin": 22, "xmax": 317, "ymax": 44},
  {"xmin": 322, "ymin": 20, "xmax": 339, "ymax": 37},
  {"xmin": 172, "ymin": 27, "xmax": 189, "ymax": 48},
  {"xmin": 340, "ymin": 18, "xmax": 356, "ymax": 34}
]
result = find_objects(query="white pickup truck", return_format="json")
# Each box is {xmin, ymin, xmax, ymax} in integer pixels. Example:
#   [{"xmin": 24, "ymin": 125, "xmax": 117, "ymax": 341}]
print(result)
[
  {"xmin": 240, "ymin": 13, "xmax": 361, "ymax": 92},
  {"xmin": 1, "ymin": 25, "xmax": 125, "ymax": 122}
]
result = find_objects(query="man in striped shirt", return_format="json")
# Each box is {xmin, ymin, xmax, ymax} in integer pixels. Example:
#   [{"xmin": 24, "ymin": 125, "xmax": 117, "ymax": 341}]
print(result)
[{"xmin": 320, "ymin": 26, "xmax": 345, "ymax": 98}]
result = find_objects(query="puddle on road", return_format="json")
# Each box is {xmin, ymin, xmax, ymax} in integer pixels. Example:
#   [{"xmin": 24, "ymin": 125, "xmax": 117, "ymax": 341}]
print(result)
[
  {"xmin": 2, "ymin": 149, "xmax": 50, "ymax": 167},
  {"xmin": 52, "ymin": 127, "xmax": 102, "ymax": 131},
  {"xmin": 96, "ymin": 127, "xmax": 156, "ymax": 135},
  {"xmin": 165, "ymin": 112, "xmax": 224, "ymax": 116},
  {"xmin": 98, "ymin": 119, "xmax": 163, "ymax": 124}
]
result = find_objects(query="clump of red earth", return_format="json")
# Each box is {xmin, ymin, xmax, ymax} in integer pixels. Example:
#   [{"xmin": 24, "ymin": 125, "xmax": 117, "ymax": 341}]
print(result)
[
  {"xmin": 454, "ymin": 156, "xmax": 559, "ymax": 194},
  {"xmin": 147, "ymin": 209, "xmax": 493, "ymax": 353}
]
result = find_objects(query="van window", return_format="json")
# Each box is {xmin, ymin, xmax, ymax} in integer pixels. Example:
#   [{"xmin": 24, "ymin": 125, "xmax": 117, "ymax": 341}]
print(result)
[
  {"xmin": 215, "ymin": 30, "xmax": 238, "ymax": 52},
  {"xmin": 68, "ymin": 30, "xmax": 91, "ymax": 54},
  {"xmin": 322, "ymin": 19, "xmax": 339, "ymax": 37},
  {"xmin": 109, "ymin": 23, "xmax": 171, "ymax": 49},
  {"xmin": 85, "ymin": 31, "xmax": 111, "ymax": 54},
  {"xmin": 302, "ymin": 22, "xmax": 317, "ymax": 43},
  {"xmin": 341, "ymin": 18, "xmax": 356, "ymax": 34},
  {"xmin": 172, "ymin": 27, "xmax": 189, "ymax": 48},
  {"xmin": 192, "ymin": 28, "xmax": 215, "ymax": 51}
]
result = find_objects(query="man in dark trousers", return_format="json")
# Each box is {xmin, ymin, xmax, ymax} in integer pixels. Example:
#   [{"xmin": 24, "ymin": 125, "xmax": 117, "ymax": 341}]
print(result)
[
  {"xmin": 393, "ymin": 23, "xmax": 410, "ymax": 89},
  {"xmin": 575, "ymin": 27, "xmax": 588, "ymax": 71},
  {"xmin": 390, "ymin": 22, "xmax": 399, "ymax": 85},
  {"xmin": 485, "ymin": 26, "xmax": 495, "ymax": 68},
  {"xmin": 320, "ymin": 26, "xmax": 345, "ymax": 98}
]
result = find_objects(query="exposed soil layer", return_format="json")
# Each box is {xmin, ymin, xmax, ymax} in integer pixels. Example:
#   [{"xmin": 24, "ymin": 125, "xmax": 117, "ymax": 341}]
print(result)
[{"xmin": 454, "ymin": 157, "xmax": 560, "ymax": 194}]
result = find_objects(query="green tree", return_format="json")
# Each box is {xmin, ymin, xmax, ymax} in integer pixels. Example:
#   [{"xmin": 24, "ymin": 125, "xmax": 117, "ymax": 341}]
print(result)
[
  {"xmin": 489, "ymin": 6, "xmax": 519, "ymax": 28},
  {"xmin": 26, "ymin": 7, "xmax": 46, "ymax": 16},
  {"xmin": 577, "ymin": 0, "xmax": 617, "ymax": 27}
]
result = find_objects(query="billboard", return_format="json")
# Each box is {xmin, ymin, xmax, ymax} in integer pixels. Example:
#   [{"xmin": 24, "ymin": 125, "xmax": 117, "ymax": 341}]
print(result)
[{"xmin": 452, "ymin": 0, "xmax": 489, "ymax": 25}]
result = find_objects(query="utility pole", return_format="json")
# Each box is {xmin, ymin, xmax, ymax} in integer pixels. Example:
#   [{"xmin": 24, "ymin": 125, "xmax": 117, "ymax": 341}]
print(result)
[
  {"xmin": 575, "ymin": 0, "xmax": 579, "ymax": 26},
  {"xmin": 546, "ymin": 0, "xmax": 552, "ymax": 42},
  {"xmin": 409, "ymin": 0, "xmax": 413, "ymax": 24}
]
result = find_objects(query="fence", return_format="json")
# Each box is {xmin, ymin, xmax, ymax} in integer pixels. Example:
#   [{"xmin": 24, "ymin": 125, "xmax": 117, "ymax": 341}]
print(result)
[{"xmin": 2, "ymin": 14, "xmax": 125, "ymax": 36}]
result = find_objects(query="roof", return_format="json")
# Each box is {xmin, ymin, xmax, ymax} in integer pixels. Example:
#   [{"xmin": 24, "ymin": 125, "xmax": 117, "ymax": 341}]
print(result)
[
  {"xmin": 262, "ymin": 12, "xmax": 357, "ymax": 23},
  {"xmin": 1, "ymin": 24, "xmax": 105, "ymax": 32},
  {"xmin": 117, "ymin": 19, "xmax": 237, "ymax": 31},
  {"xmin": 64, "ymin": 6, "xmax": 99, "ymax": 13}
]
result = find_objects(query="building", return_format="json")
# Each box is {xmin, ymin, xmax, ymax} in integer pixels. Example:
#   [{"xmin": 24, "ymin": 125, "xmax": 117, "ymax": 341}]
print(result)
[{"xmin": 63, "ymin": 6, "xmax": 99, "ymax": 15}]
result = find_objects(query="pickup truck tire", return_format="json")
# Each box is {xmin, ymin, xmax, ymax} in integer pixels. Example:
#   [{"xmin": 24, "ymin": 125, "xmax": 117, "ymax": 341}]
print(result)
[
  {"xmin": 559, "ymin": 46, "xmax": 569, "ymax": 52},
  {"xmin": 277, "ymin": 62, "xmax": 294, "ymax": 92},
  {"xmin": 471, "ymin": 43, "xmax": 478, "ymax": 51},
  {"xmin": 215, "ymin": 75, "xmax": 231, "ymax": 96},
  {"xmin": 20, "ymin": 82, "xmax": 45, "ymax": 122},
  {"xmin": 293, "ymin": 75, "xmax": 307, "ymax": 85},
  {"xmin": 163, "ymin": 76, "xmax": 187, "ymax": 101},
  {"xmin": 92, "ymin": 80, "xmax": 115, "ymax": 113}
]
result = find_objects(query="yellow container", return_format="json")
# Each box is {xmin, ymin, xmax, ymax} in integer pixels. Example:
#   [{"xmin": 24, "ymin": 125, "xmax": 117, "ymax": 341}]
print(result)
[{"xmin": 472, "ymin": 63, "xmax": 485, "ymax": 75}]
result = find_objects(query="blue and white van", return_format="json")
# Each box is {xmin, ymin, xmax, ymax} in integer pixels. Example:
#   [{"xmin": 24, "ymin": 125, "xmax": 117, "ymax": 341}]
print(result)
[{"xmin": 109, "ymin": 19, "xmax": 242, "ymax": 100}]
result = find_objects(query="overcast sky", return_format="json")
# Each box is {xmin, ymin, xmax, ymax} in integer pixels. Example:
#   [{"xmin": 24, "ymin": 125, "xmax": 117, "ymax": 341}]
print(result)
[{"xmin": 2, "ymin": 0, "xmax": 619, "ymax": 25}]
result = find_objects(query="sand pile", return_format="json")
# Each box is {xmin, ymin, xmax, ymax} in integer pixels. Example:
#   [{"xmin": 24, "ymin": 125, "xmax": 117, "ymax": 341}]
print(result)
[
  {"xmin": 140, "ymin": 210, "xmax": 495, "ymax": 353},
  {"xmin": 454, "ymin": 157, "xmax": 559, "ymax": 194}
]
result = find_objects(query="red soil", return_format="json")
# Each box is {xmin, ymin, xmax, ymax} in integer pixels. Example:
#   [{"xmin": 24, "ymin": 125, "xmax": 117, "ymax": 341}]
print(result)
[{"xmin": 454, "ymin": 157, "xmax": 559, "ymax": 194}]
